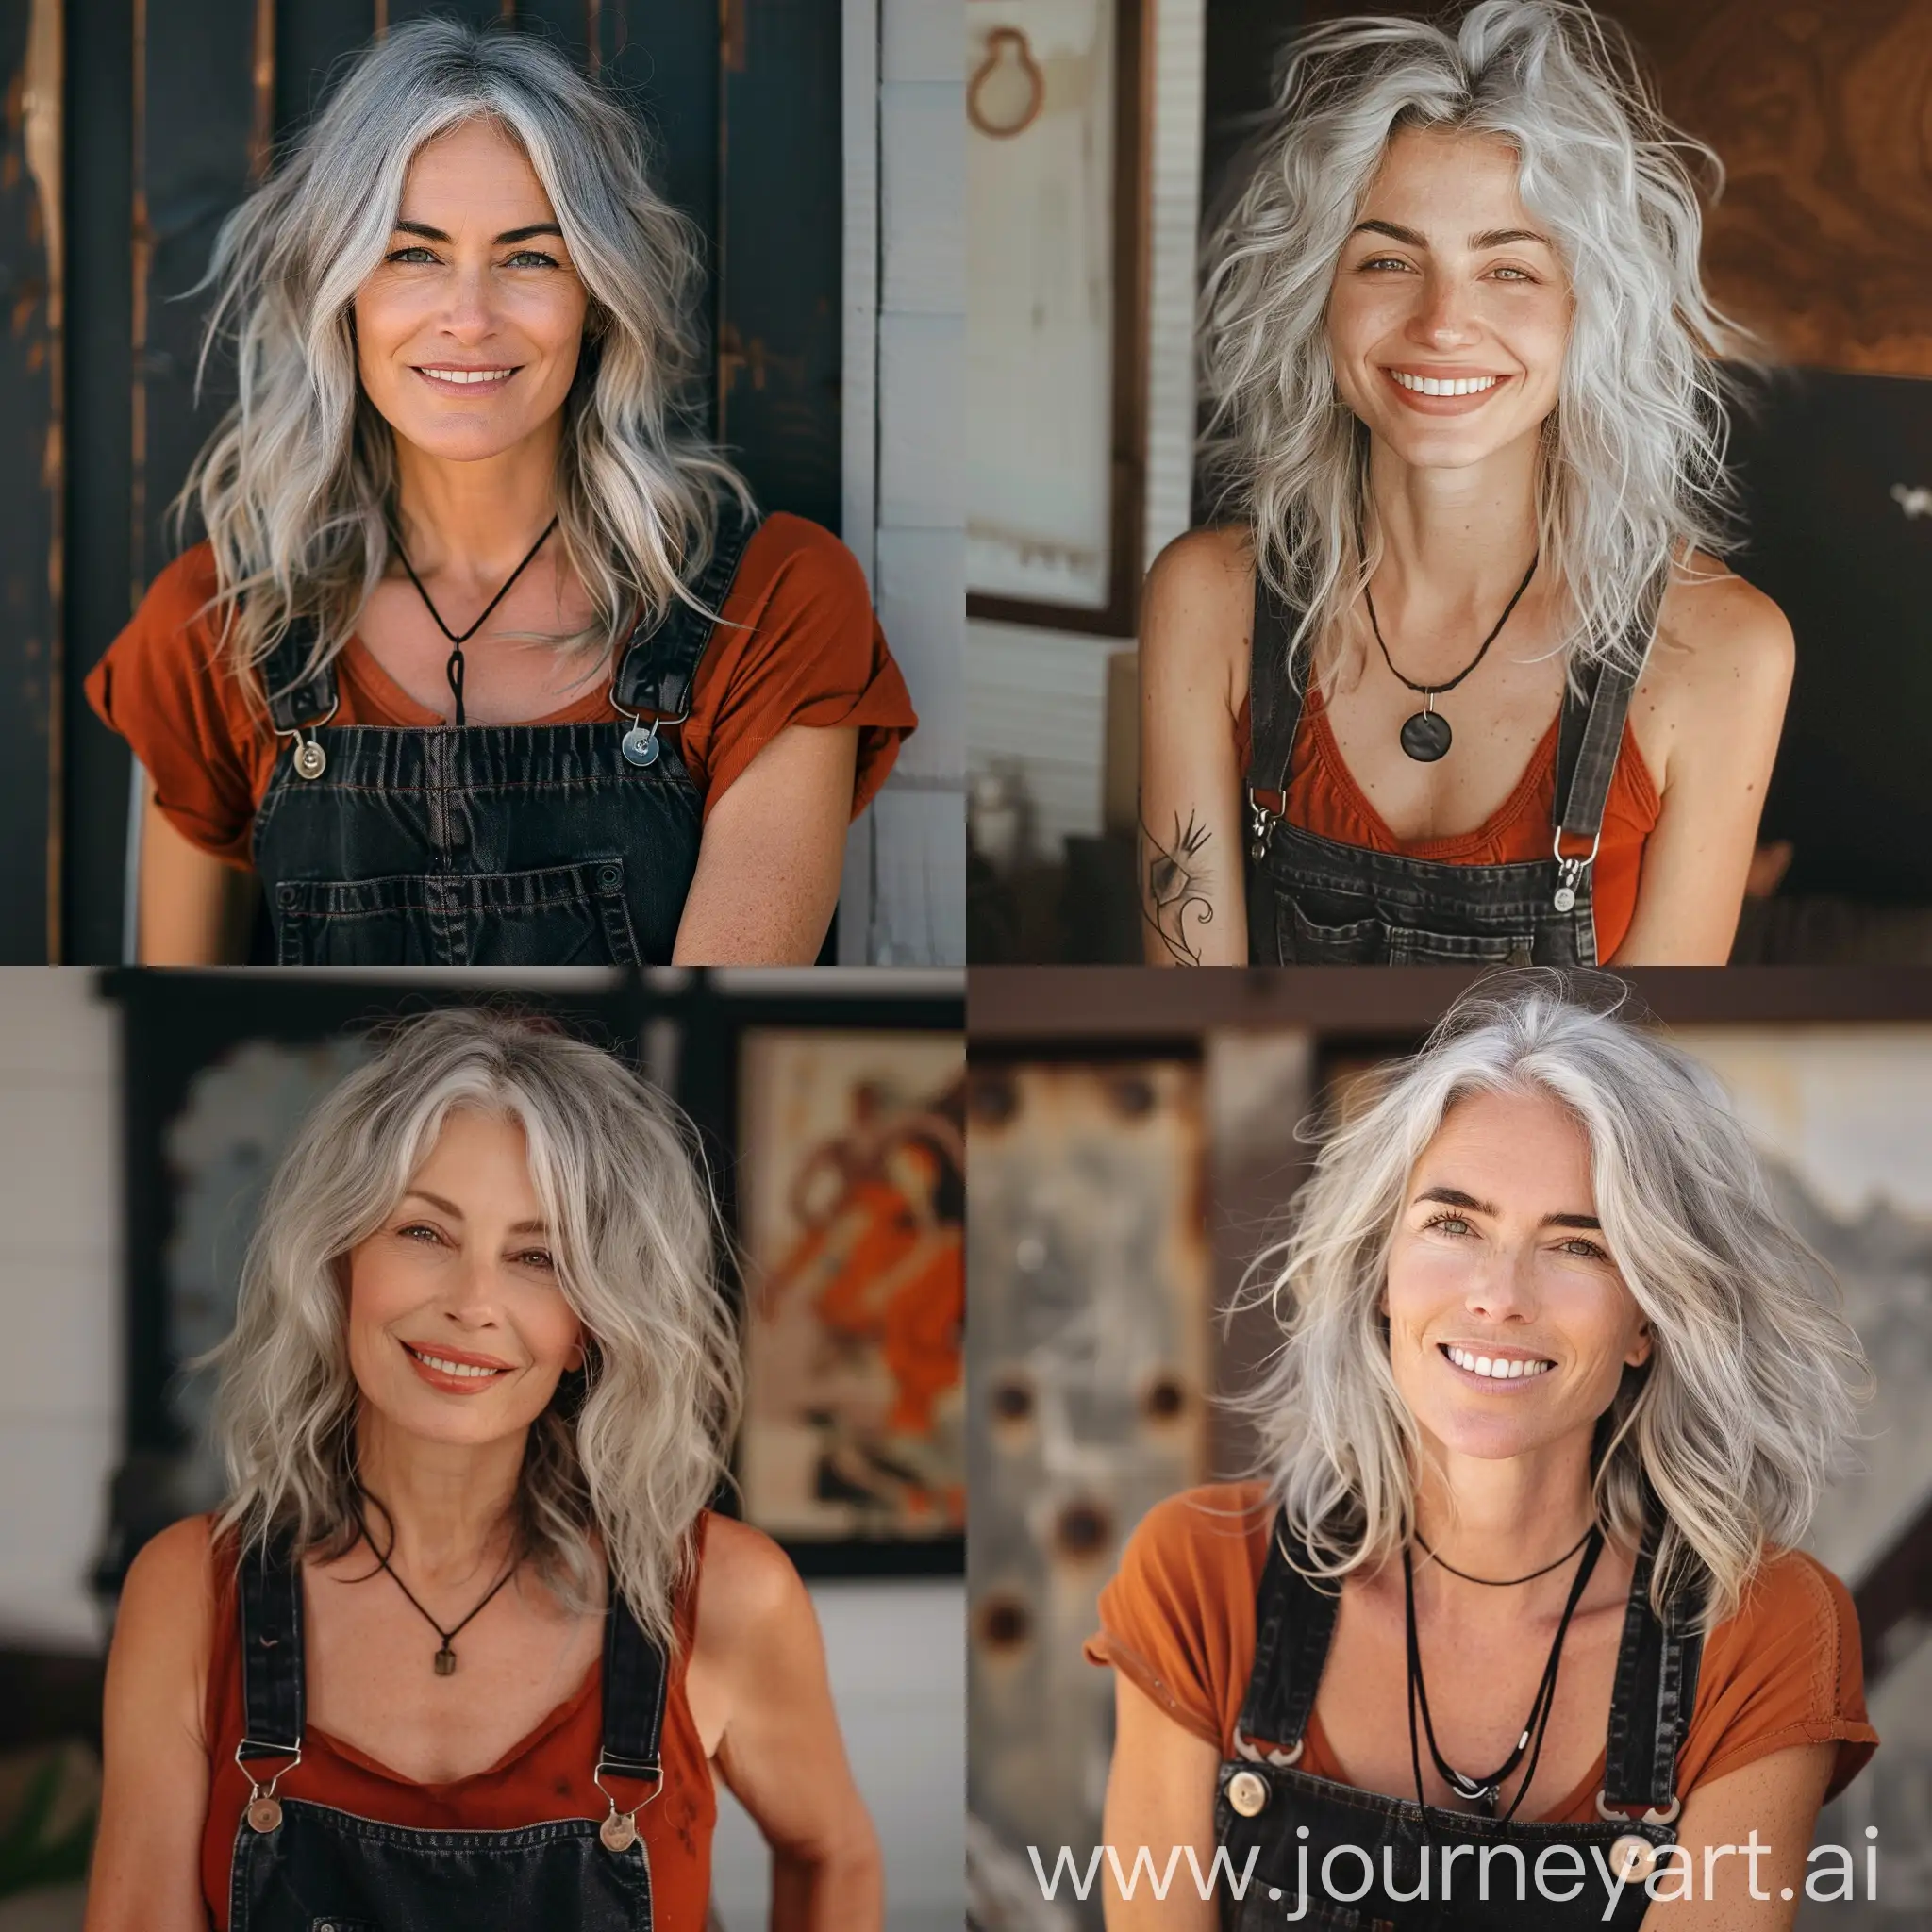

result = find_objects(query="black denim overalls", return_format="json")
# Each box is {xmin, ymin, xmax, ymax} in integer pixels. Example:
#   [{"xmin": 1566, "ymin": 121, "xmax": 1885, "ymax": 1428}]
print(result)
[
  {"xmin": 227, "ymin": 1534, "xmax": 667, "ymax": 1932},
  {"xmin": 1243, "ymin": 573, "xmax": 1657, "ymax": 966},
  {"xmin": 1213, "ymin": 1510, "xmax": 1707, "ymax": 1931},
  {"xmin": 249, "ymin": 507, "xmax": 758, "ymax": 966}
]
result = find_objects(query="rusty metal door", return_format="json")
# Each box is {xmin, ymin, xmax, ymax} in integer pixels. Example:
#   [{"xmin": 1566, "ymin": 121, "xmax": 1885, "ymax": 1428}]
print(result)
[{"xmin": 3, "ymin": 0, "xmax": 841, "ymax": 962}]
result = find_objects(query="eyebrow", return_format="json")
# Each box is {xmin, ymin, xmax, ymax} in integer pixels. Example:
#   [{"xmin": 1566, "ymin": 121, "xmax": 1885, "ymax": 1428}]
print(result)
[
  {"xmin": 392, "ymin": 220, "xmax": 565, "ymax": 246},
  {"xmin": 402, "ymin": 1188, "xmax": 549, "ymax": 1236},
  {"xmin": 1350, "ymin": 219, "xmax": 1552, "ymax": 251},
  {"xmin": 1413, "ymin": 1185, "xmax": 1601, "ymax": 1231}
]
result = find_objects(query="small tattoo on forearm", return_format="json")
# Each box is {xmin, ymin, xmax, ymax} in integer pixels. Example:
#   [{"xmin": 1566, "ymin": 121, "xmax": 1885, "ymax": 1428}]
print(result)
[{"xmin": 1141, "ymin": 810, "xmax": 1214, "ymax": 966}]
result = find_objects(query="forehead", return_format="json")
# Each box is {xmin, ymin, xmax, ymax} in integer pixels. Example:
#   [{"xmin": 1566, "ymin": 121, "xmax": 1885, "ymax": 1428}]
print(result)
[
  {"xmin": 1357, "ymin": 125, "xmax": 1530, "ymax": 235},
  {"xmin": 1411, "ymin": 1086, "xmax": 1595, "ymax": 1201},
  {"xmin": 397, "ymin": 117, "xmax": 555, "ymax": 222}
]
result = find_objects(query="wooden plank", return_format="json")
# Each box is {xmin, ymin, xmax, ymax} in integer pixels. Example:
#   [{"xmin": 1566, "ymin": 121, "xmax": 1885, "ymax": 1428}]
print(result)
[
  {"xmin": 719, "ymin": 0, "xmax": 842, "ymax": 526},
  {"xmin": 876, "ymin": 523, "xmax": 964, "ymax": 778},
  {"xmin": 0, "ymin": 0, "xmax": 61, "ymax": 961},
  {"xmin": 843, "ymin": 782, "xmax": 966, "ymax": 966}
]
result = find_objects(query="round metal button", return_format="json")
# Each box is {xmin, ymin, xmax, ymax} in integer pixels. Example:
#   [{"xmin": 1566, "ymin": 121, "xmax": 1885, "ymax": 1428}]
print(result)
[
  {"xmin": 1553, "ymin": 885, "xmax": 1576, "ymax": 913},
  {"xmin": 597, "ymin": 864, "xmax": 623, "ymax": 891},
  {"xmin": 600, "ymin": 1810, "xmax": 638, "ymax": 1853},
  {"xmin": 293, "ymin": 739, "xmax": 326, "ymax": 781},
  {"xmin": 1225, "ymin": 1770, "xmax": 1269, "ymax": 1818},
  {"xmin": 1609, "ymin": 1834, "xmax": 1657, "ymax": 1885},
  {"xmin": 621, "ymin": 724, "xmax": 661, "ymax": 769},
  {"xmin": 245, "ymin": 1796, "xmax": 283, "ymax": 1834}
]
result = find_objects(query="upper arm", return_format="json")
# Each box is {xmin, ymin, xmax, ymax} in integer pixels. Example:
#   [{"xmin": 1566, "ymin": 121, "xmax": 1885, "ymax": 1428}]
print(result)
[
  {"xmin": 84, "ymin": 1516, "xmax": 216, "ymax": 1932},
  {"xmin": 1614, "ymin": 572, "xmax": 1793, "ymax": 966},
  {"xmin": 696, "ymin": 1518, "xmax": 879, "ymax": 1873},
  {"xmin": 139, "ymin": 783, "xmax": 256, "ymax": 965},
  {"xmin": 672, "ymin": 724, "xmax": 858, "ymax": 964},
  {"xmin": 1636, "ymin": 1743, "xmax": 1835, "ymax": 1929},
  {"xmin": 1101, "ymin": 1673, "xmax": 1221, "ymax": 1929},
  {"xmin": 1137, "ymin": 529, "xmax": 1252, "ymax": 965}
]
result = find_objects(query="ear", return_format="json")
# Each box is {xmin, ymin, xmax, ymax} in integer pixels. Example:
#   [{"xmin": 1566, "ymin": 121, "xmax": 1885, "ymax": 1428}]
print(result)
[
  {"xmin": 1625, "ymin": 1321, "xmax": 1653, "ymax": 1371},
  {"xmin": 565, "ymin": 1341, "xmax": 586, "ymax": 1374}
]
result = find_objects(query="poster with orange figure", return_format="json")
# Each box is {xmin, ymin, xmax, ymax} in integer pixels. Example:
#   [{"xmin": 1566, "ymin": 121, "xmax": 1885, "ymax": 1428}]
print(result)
[{"xmin": 739, "ymin": 1030, "xmax": 966, "ymax": 1548}]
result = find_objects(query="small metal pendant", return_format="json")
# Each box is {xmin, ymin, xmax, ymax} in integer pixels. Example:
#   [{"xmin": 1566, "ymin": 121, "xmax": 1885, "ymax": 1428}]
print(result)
[
  {"xmin": 434, "ymin": 1646, "xmax": 457, "ymax": 1676},
  {"xmin": 599, "ymin": 1810, "xmax": 638, "ymax": 1853},
  {"xmin": 1224, "ymin": 1770, "xmax": 1269, "ymax": 1818},
  {"xmin": 1400, "ymin": 708, "xmax": 1452, "ymax": 762},
  {"xmin": 1609, "ymin": 1834, "xmax": 1658, "ymax": 1885},
  {"xmin": 293, "ymin": 737, "xmax": 327, "ymax": 781},
  {"xmin": 245, "ymin": 1796, "xmax": 283, "ymax": 1834},
  {"xmin": 620, "ymin": 723, "xmax": 661, "ymax": 769}
]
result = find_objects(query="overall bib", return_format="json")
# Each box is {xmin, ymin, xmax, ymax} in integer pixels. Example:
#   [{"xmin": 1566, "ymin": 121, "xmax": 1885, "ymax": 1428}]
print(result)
[
  {"xmin": 251, "ymin": 508, "xmax": 757, "ymax": 967},
  {"xmin": 1213, "ymin": 1509, "xmax": 1707, "ymax": 1931},
  {"xmin": 227, "ymin": 1535, "xmax": 669, "ymax": 1932},
  {"xmin": 1243, "ymin": 573, "xmax": 1657, "ymax": 967}
]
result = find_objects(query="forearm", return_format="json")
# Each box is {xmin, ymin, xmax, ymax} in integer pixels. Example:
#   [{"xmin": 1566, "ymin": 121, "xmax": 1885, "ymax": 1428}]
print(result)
[
  {"xmin": 769, "ymin": 1830, "xmax": 885, "ymax": 1932},
  {"xmin": 139, "ymin": 789, "xmax": 255, "ymax": 963},
  {"xmin": 1138, "ymin": 801, "xmax": 1248, "ymax": 965}
]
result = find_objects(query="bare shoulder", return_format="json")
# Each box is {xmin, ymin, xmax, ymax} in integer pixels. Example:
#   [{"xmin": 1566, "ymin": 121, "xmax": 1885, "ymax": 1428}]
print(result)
[
  {"xmin": 1649, "ymin": 552, "xmax": 1795, "ymax": 704},
  {"xmin": 108, "ymin": 1513, "xmax": 218, "ymax": 1746},
  {"xmin": 121, "ymin": 1513, "xmax": 217, "ymax": 1631},
  {"xmin": 1141, "ymin": 526, "xmax": 1255, "ymax": 706},
  {"xmin": 692, "ymin": 1513, "xmax": 812, "ymax": 1657}
]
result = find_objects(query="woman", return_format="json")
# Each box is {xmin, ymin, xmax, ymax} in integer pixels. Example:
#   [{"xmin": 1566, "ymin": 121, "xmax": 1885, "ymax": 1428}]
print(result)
[
  {"xmin": 86, "ymin": 1008, "xmax": 882, "ymax": 1931},
  {"xmin": 1090, "ymin": 978, "xmax": 1875, "ymax": 1927},
  {"xmin": 1140, "ymin": 0, "xmax": 1789, "ymax": 967},
  {"xmin": 88, "ymin": 21, "xmax": 915, "ymax": 967}
]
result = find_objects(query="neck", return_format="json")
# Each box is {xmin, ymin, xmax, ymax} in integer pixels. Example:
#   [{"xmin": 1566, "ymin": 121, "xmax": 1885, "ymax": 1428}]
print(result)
[
  {"xmin": 391, "ymin": 419, "xmax": 563, "ymax": 588},
  {"xmin": 355, "ymin": 1407, "xmax": 526, "ymax": 1589},
  {"xmin": 1411, "ymin": 1427, "xmax": 1599, "ymax": 1598},
  {"xmin": 1363, "ymin": 426, "xmax": 1542, "ymax": 620}
]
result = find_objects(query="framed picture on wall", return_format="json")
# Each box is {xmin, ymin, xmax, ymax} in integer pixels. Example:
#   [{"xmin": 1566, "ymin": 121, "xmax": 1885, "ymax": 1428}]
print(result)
[{"xmin": 966, "ymin": 0, "xmax": 1153, "ymax": 635}]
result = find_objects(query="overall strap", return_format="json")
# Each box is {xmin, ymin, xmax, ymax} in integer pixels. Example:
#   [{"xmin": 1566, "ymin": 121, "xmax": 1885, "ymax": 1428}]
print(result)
[
  {"xmin": 1602, "ymin": 1516, "xmax": 1708, "ymax": 1811},
  {"xmin": 1244, "ymin": 570, "xmax": 1307, "ymax": 801},
  {"xmin": 1551, "ymin": 575, "xmax": 1663, "ymax": 842},
  {"xmin": 260, "ymin": 621, "xmax": 338, "ymax": 736},
  {"xmin": 237, "ymin": 1529, "xmax": 306, "ymax": 1763},
  {"xmin": 1233, "ymin": 1510, "xmax": 1342, "ymax": 1759},
  {"xmin": 598, "ymin": 1594, "xmax": 670, "ymax": 1784},
  {"xmin": 612, "ymin": 501, "xmax": 762, "ymax": 721}
]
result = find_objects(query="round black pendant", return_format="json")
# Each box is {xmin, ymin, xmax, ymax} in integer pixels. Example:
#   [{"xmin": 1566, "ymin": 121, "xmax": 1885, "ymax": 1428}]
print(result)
[{"xmin": 1400, "ymin": 709, "xmax": 1452, "ymax": 762}]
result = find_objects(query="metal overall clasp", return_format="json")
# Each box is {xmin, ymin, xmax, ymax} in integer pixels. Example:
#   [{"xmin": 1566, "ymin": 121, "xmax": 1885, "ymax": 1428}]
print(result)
[
  {"xmin": 236, "ymin": 1739, "xmax": 302, "ymax": 1833},
  {"xmin": 591, "ymin": 1757, "xmax": 661, "ymax": 1853},
  {"xmin": 275, "ymin": 695, "xmax": 340, "ymax": 783},
  {"xmin": 1551, "ymin": 824, "xmax": 1602, "ymax": 914}
]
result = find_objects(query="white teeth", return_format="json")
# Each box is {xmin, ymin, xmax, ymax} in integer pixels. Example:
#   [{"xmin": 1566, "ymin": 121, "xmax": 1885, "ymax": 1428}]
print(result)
[
  {"xmin": 421, "ymin": 367, "xmax": 512, "ymax": 384},
  {"xmin": 1391, "ymin": 371, "xmax": 1500, "ymax": 396},
  {"xmin": 1446, "ymin": 1345, "xmax": 1552, "ymax": 1379},
  {"xmin": 411, "ymin": 1347, "xmax": 503, "ymax": 1378}
]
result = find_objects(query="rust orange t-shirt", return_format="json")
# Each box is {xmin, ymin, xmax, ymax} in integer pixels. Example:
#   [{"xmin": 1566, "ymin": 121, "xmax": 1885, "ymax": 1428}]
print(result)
[
  {"xmin": 1086, "ymin": 1483, "xmax": 1878, "ymax": 1824},
  {"xmin": 199, "ymin": 1511, "xmax": 717, "ymax": 1932},
  {"xmin": 1237, "ymin": 690, "xmax": 1660, "ymax": 963},
  {"xmin": 87, "ymin": 514, "xmax": 917, "ymax": 870}
]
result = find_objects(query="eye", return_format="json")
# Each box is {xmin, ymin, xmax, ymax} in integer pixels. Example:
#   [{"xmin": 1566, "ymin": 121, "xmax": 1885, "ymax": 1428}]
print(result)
[
  {"xmin": 1359, "ymin": 254, "xmax": 1415, "ymax": 273},
  {"xmin": 1488, "ymin": 265, "xmax": 1535, "ymax": 282},
  {"xmin": 397, "ymin": 1222, "xmax": 447, "ymax": 1246},
  {"xmin": 503, "ymin": 249, "xmax": 561, "ymax": 270},
  {"xmin": 1556, "ymin": 1235, "xmax": 1610, "ymax": 1261},
  {"xmin": 385, "ymin": 245, "xmax": 440, "ymax": 265},
  {"xmin": 513, "ymin": 1248, "xmax": 557, "ymax": 1271},
  {"xmin": 1421, "ymin": 1211, "xmax": 1475, "ymax": 1238}
]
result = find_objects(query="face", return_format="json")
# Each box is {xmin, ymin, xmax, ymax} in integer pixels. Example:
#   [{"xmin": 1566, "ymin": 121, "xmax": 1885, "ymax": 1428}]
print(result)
[
  {"xmin": 1325, "ymin": 126, "xmax": 1574, "ymax": 472},
  {"xmin": 352, "ymin": 117, "xmax": 591, "ymax": 465},
  {"xmin": 1381, "ymin": 1086, "xmax": 1651, "ymax": 1462},
  {"xmin": 345, "ymin": 1108, "xmax": 584, "ymax": 1447}
]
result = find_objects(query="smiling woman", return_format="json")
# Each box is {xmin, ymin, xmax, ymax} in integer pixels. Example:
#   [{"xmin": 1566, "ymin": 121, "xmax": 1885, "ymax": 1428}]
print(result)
[
  {"xmin": 81, "ymin": 1007, "xmax": 883, "ymax": 1932},
  {"xmin": 1139, "ymin": 0, "xmax": 1791, "ymax": 968},
  {"xmin": 83, "ymin": 20, "xmax": 916, "ymax": 967},
  {"xmin": 1088, "ymin": 975, "xmax": 1877, "ymax": 1929}
]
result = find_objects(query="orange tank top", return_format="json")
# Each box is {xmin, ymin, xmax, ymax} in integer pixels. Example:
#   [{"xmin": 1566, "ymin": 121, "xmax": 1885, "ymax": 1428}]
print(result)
[
  {"xmin": 199, "ymin": 1513, "xmax": 716, "ymax": 1932},
  {"xmin": 1237, "ymin": 688, "xmax": 1660, "ymax": 963}
]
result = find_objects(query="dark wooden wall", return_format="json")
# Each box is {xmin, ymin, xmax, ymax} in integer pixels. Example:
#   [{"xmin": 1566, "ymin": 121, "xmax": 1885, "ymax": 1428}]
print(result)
[
  {"xmin": 1, "ymin": 0, "xmax": 840, "ymax": 963},
  {"xmin": 1198, "ymin": 0, "xmax": 1932, "ymax": 908}
]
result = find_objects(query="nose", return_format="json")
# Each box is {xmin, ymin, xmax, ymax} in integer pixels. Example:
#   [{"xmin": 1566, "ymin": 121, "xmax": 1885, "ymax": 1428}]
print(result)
[
  {"xmin": 1462, "ymin": 1241, "xmax": 1540, "ymax": 1323},
  {"xmin": 437, "ymin": 262, "xmax": 497, "ymax": 341},
  {"xmin": 1406, "ymin": 268, "xmax": 1481, "ymax": 352}
]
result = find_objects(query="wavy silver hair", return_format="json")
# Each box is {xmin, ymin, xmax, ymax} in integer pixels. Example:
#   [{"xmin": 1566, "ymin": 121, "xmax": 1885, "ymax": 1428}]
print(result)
[
  {"xmin": 1227, "ymin": 974, "xmax": 1868, "ymax": 1629},
  {"xmin": 1200, "ymin": 0, "xmax": 1746, "ymax": 680},
  {"xmin": 206, "ymin": 1006, "xmax": 741, "ymax": 1656},
  {"xmin": 180, "ymin": 19, "xmax": 751, "ymax": 708}
]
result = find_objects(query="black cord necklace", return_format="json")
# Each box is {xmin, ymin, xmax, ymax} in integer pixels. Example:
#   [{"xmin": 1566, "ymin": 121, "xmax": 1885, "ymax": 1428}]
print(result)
[
  {"xmin": 389, "ymin": 515, "xmax": 559, "ymax": 728},
  {"xmin": 354, "ymin": 1505, "xmax": 520, "ymax": 1676},
  {"xmin": 1405, "ymin": 1524, "xmax": 1602, "ymax": 1819},
  {"xmin": 1366, "ymin": 550, "xmax": 1538, "ymax": 764},
  {"xmin": 1414, "ymin": 1523, "xmax": 1595, "ymax": 1587}
]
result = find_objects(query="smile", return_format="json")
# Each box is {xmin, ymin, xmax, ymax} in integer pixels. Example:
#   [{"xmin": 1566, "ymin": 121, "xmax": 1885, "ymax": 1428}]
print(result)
[
  {"xmin": 413, "ymin": 366, "xmax": 519, "ymax": 391},
  {"xmin": 402, "ymin": 1341, "xmax": 511, "ymax": 1385},
  {"xmin": 1389, "ymin": 370, "xmax": 1502, "ymax": 396},
  {"xmin": 1440, "ymin": 1342, "xmax": 1554, "ymax": 1382}
]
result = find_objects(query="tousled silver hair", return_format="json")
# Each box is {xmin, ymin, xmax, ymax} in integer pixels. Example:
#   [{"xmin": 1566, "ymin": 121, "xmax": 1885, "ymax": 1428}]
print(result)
[
  {"xmin": 208, "ymin": 1006, "xmax": 741, "ymax": 1656},
  {"xmin": 1228, "ymin": 973, "xmax": 1868, "ymax": 1630},
  {"xmin": 1200, "ymin": 0, "xmax": 1746, "ymax": 681},
  {"xmin": 180, "ymin": 19, "xmax": 752, "ymax": 709}
]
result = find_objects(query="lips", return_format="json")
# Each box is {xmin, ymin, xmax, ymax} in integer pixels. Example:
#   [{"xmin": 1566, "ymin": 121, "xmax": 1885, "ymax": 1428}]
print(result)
[
  {"xmin": 400, "ymin": 1339, "xmax": 515, "ymax": 1393},
  {"xmin": 1380, "ymin": 366, "xmax": 1511, "ymax": 415}
]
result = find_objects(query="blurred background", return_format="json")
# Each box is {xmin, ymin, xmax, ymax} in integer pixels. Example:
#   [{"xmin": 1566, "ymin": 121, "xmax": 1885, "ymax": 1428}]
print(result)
[
  {"xmin": 0, "ymin": 0, "xmax": 964, "ymax": 966},
  {"xmin": 966, "ymin": 968, "xmax": 1932, "ymax": 1931},
  {"xmin": 0, "ymin": 964, "xmax": 964, "ymax": 1932},
  {"xmin": 965, "ymin": 0, "xmax": 1932, "ymax": 962}
]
